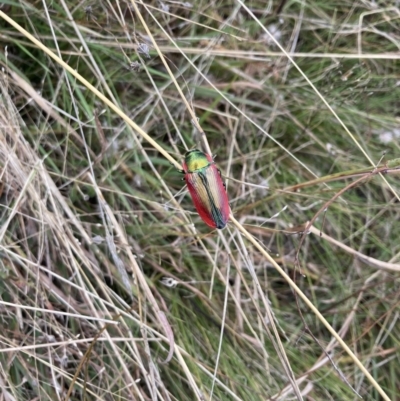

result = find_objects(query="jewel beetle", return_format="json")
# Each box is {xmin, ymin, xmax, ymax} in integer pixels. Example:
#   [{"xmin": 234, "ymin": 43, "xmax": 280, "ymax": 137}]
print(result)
[{"xmin": 181, "ymin": 149, "xmax": 230, "ymax": 229}]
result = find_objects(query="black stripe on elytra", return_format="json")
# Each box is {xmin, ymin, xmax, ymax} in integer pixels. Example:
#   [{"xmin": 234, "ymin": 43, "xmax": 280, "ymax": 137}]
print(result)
[{"xmin": 198, "ymin": 170, "xmax": 224, "ymax": 228}]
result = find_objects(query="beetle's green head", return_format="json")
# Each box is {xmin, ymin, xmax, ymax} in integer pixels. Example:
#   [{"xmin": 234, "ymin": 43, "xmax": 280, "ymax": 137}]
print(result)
[{"xmin": 184, "ymin": 149, "xmax": 211, "ymax": 171}]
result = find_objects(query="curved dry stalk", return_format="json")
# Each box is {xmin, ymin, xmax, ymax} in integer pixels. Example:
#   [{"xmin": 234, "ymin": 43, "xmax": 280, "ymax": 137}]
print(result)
[
  {"xmin": 308, "ymin": 225, "xmax": 400, "ymax": 272},
  {"xmin": 236, "ymin": 160, "xmax": 400, "ymax": 214},
  {"xmin": 295, "ymin": 165, "xmax": 397, "ymax": 267}
]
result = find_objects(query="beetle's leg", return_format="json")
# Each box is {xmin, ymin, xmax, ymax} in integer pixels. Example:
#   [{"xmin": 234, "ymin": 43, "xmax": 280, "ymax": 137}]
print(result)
[
  {"xmin": 217, "ymin": 169, "xmax": 227, "ymax": 189},
  {"xmin": 169, "ymin": 160, "xmax": 185, "ymax": 174}
]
